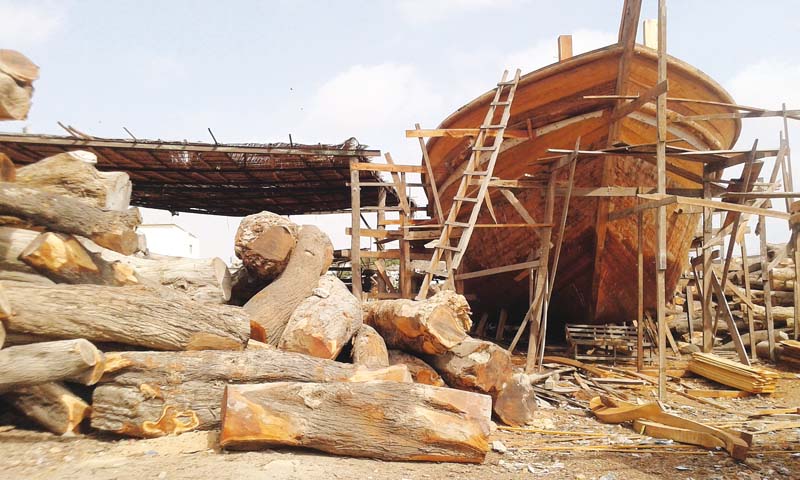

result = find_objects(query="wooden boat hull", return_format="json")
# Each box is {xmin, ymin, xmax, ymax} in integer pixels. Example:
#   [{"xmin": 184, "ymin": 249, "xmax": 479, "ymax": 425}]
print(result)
[{"xmin": 425, "ymin": 44, "xmax": 740, "ymax": 324}]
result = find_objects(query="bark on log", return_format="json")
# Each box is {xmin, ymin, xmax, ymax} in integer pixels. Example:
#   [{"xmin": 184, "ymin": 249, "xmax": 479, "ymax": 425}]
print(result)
[
  {"xmin": 219, "ymin": 381, "xmax": 493, "ymax": 463},
  {"xmin": 720, "ymin": 330, "xmax": 789, "ymax": 351},
  {"xmin": 91, "ymin": 349, "xmax": 412, "ymax": 437},
  {"xmin": 0, "ymin": 270, "xmax": 53, "ymax": 285},
  {"xmin": 15, "ymin": 151, "xmax": 132, "ymax": 211},
  {"xmin": 77, "ymin": 236, "xmax": 231, "ymax": 304},
  {"xmin": 0, "ymin": 183, "xmax": 141, "ymax": 254},
  {"xmin": 278, "ymin": 275, "xmax": 361, "ymax": 359},
  {"xmin": 0, "ymin": 152, "xmax": 14, "ymax": 181},
  {"xmin": 352, "ymin": 325, "xmax": 390, "ymax": 369},
  {"xmin": 426, "ymin": 337, "xmax": 512, "ymax": 397},
  {"xmin": 2, "ymin": 282, "xmax": 249, "ymax": 351},
  {"xmin": 363, "ymin": 291, "xmax": 472, "ymax": 355},
  {"xmin": 0, "ymin": 339, "xmax": 104, "ymax": 393},
  {"xmin": 388, "ymin": 349, "xmax": 445, "ymax": 387},
  {"xmin": 752, "ymin": 304, "xmax": 794, "ymax": 327},
  {"xmin": 20, "ymin": 232, "xmax": 139, "ymax": 285},
  {"xmin": 0, "ymin": 226, "xmax": 41, "ymax": 275},
  {"xmin": 2, "ymin": 382, "xmax": 90, "ymax": 434},
  {"xmin": 234, "ymin": 211, "xmax": 298, "ymax": 280},
  {"xmin": 493, "ymin": 373, "xmax": 537, "ymax": 427},
  {"xmin": 245, "ymin": 225, "xmax": 333, "ymax": 344},
  {"xmin": 0, "ymin": 70, "xmax": 32, "ymax": 120}
]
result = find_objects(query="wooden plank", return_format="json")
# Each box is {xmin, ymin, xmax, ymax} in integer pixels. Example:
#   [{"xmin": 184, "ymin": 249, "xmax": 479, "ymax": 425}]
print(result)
[
  {"xmin": 495, "ymin": 309, "xmax": 508, "ymax": 342},
  {"xmin": 345, "ymin": 228, "xmax": 398, "ymax": 240},
  {"xmin": 702, "ymin": 173, "xmax": 714, "ymax": 353},
  {"xmin": 759, "ymin": 216, "xmax": 775, "ymax": 360},
  {"xmin": 655, "ymin": 0, "xmax": 668, "ymax": 402},
  {"xmin": 383, "ymin": 153, "xmax": 411, "ymax": 217},
  {"xmin": 608, "ymin": 81, "xmax": 668, "ymax": 125},
  {"xmin": 608, "ymin": 0, "xmax": 644, "ymax": 142},
  {"xmin": 548, "ymin": 138, "xmax": 580, "ymax": 304},
  {"xmin": 557, "ymin": 35, "xmax": 573, "ymax": 61},
  {"xmin": 415, "ymin": 124, "xmax": 443, "ymax": 223},
  {"xmin": 685, "ymin": 389, "xmax": 752, "ymax": 399},
  {"xmin": 739, "ymin": 241, "xmax": 757, "ymax": 360},
  {"xmin": 607, "ymin": 195, "xmax": 677, "ymax": 221},
  {"xmin": 721, "ymin": 191, "xmax": 800, "ymax": 199},
  {"xmin": 350, "ymin": 160, "xmax": 362, "ymax": 300},
  {"xmin": 710, "ymin": 272, "xmax": 750, "ymax": 365},
  {"xmin": 350, "ymin": 163, "xmax": 425, "ymax": 174},
  {"xmin": 680, "ymin": 109, "xmax": 800, "ymax": 121},
  {"xmin": 455, "ymin": 260, "xmax": 541, "ymax": 281},
  {"xmin": 638, "ymin": 194, "xmax": 791, "ymax": 220},
  {"xmin": 404, "ymin": 128, "xmax": 529, "ymax": 139},
  {"xmin": 637, "ymin": 209, "xmax": 645, "ymax": 371},
  {"xmin": 358, "ymin": 250, "xmax": 431, "ymax": 261}
]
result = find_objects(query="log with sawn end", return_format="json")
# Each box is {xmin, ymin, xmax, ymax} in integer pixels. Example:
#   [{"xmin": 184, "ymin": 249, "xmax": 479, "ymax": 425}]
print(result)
[
  {"xmin": 219, "ymin": 381, "xmax": 493, "ymax": 463},
  {"xmin": 90, "ymin": 349, "xmax": 412, "ymax": 437},
  {"xmin": 387, "ymin": 349, "xmax": 444, "ymax": 386},
  {"xmin": 2, "ymin": 382, "xmax": 91, "ymax": 434},
  {"xmin": 234, "ymin": 211, "xmax": 298, "ymax": 280},
  {"xmin": 0, "ymin": 339, "xmax": 104, "ymax": 393},
  {"xmin": 2, "ymin": 282, "xmax": 249, "ymax": 351},
  {"xmin": 352, "ymin": 325, "xmax": 390, "ymax": 369},
  {"xmin": 494, "ymin": 373, "xmax": 537, "ymax": 427},
  {"xmin": 425, "ymin": 336, "xmax": 512, "ymax": 397}
]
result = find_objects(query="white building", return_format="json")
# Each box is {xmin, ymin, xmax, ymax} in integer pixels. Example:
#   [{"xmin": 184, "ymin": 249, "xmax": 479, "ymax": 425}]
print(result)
[{"xmin": 138, "ymin": 224, "xmax": 200, "ymax": 258}]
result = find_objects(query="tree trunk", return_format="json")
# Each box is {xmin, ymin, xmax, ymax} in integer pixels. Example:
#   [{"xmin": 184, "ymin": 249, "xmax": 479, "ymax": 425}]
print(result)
[
  {"xmin": 493, "ymin": 373, "xmax": 537, "ymax": 427},
  {"xmin": 234, "ymin": 211, "xmax": 298, "ymax": 280},
  {"xmin": 363, "ymin": 291, "xmax": 471, "ymax": 355},
  {"xmin": 388, "ymin": 349, "xmax": 445, "ymax": 387},
  {"xmin": 2, "ymin": 282, "xmax": 249, "ymax": 351},
  {"xmin": 2, "ymin": 382, "xmax": 90, "ymax": 434},
  {"xmin": 77, "ymin": 236, "xmax": 231, "ymax": 304},
  {"xmin": 277, "ymin": 275, "xmax": 361, "ymax": 359},
  {"xmin": 752, "ymin": 304, "xmax": 794, "ymax": 327},
  {"xmin": 0, "ymin": 183, "xmax": 141, "ymax": 254},
  {"xmin": 0, "ymin": 70, "xmax": 32, "ymax": 120},
  {"xmin": 0, "ymin": 152, "xmax": 14, "ymax": 181},
  {"xmin": 245, "ymin": 225, "xmax": 333, "ymax": 344},
  {"xmin": 15, "ymin": 151, "xmax": 132, "ymax": 211},
  {"xmin": 91, "ymin": 349, "xmax": 412, "ymax": 437},
  {"xmin": 720, "ymin": 330, "xmax": 789, "ymax": 351},
  {"xmin": 0, "ymin": 49, "xmax": 39, "ymax": 84},
  {"xmin": 352, "ymin": 325, "xmax": 390, "ymax": 369},
  {"xmin": 426, "ymin": 337, "xmax": 512, "ymax": 397},
  {"xmin": 219, "ymin": 381, "xmax": 493, "ymax": 463},
  {"xmin": 0, "ymin": 339, "xmax": 104, "ymax": 393},
  {"xmin": 20, "ymin": 232, "xmax": 139, "ymax": 285},
  {"xmin": 0, "ymin": 270, "xmax": 54, "ymax": 285}
]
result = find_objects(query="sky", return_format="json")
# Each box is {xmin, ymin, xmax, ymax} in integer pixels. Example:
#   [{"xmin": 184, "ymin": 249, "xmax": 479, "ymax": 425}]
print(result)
[{"xmin": 1, "ymin": 0, "xmax": 799, "ymax": 262}]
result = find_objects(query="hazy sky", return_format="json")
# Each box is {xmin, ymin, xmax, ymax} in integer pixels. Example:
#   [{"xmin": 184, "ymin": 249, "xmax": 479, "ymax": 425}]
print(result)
[{"xmin": 2, "ymin": 0, "xmax": 799, "ymax": 262}]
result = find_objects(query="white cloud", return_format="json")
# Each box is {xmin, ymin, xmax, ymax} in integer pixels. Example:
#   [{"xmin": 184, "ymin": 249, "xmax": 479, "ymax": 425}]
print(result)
[
  {"xmin": 0, "ymin": 2, "xmax": 63, "ymax": 47},
  {"xmin": 396, "ymin": 0, "xmax": 517, "ymax": 23},
  {"xmin": 502, "ymin": 29, "xmax": 616, "ymax": 73}
]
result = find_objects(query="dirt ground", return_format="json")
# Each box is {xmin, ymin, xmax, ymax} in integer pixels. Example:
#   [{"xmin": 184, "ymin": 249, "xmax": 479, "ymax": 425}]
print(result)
[{"xmin": 2, "ymin": 361, "xmax": 798, "ymax": 480}]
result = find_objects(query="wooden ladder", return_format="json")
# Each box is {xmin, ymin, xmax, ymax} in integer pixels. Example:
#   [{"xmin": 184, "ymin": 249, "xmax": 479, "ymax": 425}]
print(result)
[{"xmin": 416, "ymin": 69, "xmax": 521, "ymax": 300}]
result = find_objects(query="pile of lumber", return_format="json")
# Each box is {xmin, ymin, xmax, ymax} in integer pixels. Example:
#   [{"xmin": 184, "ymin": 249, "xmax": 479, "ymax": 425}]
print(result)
[
  {"xmin": 687, "ymin": 352, "xmax": 779, "ymax": 393},
  {"xmin": 778, "ymin": 339, "xmax": 800, "ymax": 367}
]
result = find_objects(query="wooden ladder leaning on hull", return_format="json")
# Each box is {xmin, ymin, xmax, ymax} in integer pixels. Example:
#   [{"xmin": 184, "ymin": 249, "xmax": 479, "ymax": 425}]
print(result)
[{"xmin": 415, "ymin": 69, "xmax": 522, "ymax": 300}]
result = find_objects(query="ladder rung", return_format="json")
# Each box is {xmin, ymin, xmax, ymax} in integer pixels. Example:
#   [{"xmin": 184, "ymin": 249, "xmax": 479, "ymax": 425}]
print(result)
[
  {"xmin": 454, "ymin": 196, "xmax": 479, "ymax": 202},
  {"xmin": 446, "ymin": 221, "xmax": 471, "ymax": 228},
  {"xmin": 491, "ymin": 101, "xmax": 511, "ymax": 106},
  {"xmin": 464, "ymin": 170, "xmax": 489, "ymax": 176},
  {"xmin": 472, "ymin": 146, "xmax": 495, "ymax": 151},
  {"xmin": 437, "ymin": 244, "xmax": 461, "ymax": 252},
  {"xmin": 480, "ymin": 124, "xmax": 505, "ymax": 129},
  {"xmin": 497, "ymin": 80, "xmax": 516, "ymax": 86},
  {"xmin": 420, "ymin": 268, "xmax": 449, "ymax": 277}
]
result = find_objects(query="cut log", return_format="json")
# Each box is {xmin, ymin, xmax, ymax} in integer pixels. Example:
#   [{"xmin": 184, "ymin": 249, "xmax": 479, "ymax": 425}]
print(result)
[
  {"xmin": 751, "ymin": 304, "xmax": 794, "ymax": 327},
  {"xmin": 426, "ymin": 337, "xmax": 512, "ymax": 397},
  {"xmin": 0, "ymin": 226, "xmax": 41, "ymax": 275},
  {"xmin": 277, "ymin": 275, "xmax": 361, "ymax": 359},
  {"xmin": 363, "ymin": 290, "xmax": 472, "ymax": 355},
  {"xmin": 352, "ymin": 325, "xmax": 390, "ymax": 369},
  {"xmin": 91, "ymin": 349, "xmax": 412, "ymax": 437},
  {"xmin": 0, "ymin": 339, "xmax": 104, "ymax": 393},
  {"xmin": 0, "ymin": 270, "xmax": 54, "ymax": 285},
  {"xmin": 15, "ymin": 151, "xmax": 132, "ymax": 211},
  {"xmin": 77, "ymin": 236, "xmax": 231, "ymax": 304},
  {"xmin": 493, "ymin": 373, "xmax": 537, "ymax": 427},
  {"xmin": 720, "ymin": 330, "xmax": 789, "ymax": 351},
  {"xmin": 219, "ymin": 381, "xmax": 493, "ymax": 463},
  {"xmin": 0, "ymin": 283, "xmax": 8, "ymax": 347},
  {"xmin": 0, "ymin": 183, "xmax": 141, "ymax": 254},
  {"xmin": 0, "ymin": 152, "xmax": 14, "ymax": 181},
  {"xmin": 0, "ymin": 70, "xmax": 32, "ymax": 120},
  {"xmin": 234, "ymin": 211, "xmax": 298, "ymax": 280},
  {"xmin": 3, "ymin": 382, "xmax": 90, "ymax": 435},
  {"xmin": 2, "ymin": 282, "xmax": 249, "ymax": 351},
  {"xmin": 228, "ymin": 263, "xmax": 267, "ymax": 306},
  {"xmin": 387, "ymin": 349, "xmax": 445, "ymax": 386},
  {"xmin": 20, "ymin": 232, "xmax": 139, "ymax": 286},
  {"xmin": 245, "ymin": 225, "xmax": 333, "ymax": 344},
  {"xmin": 0, "ymin": 50, "xmax": 39, "ymax": 84}
]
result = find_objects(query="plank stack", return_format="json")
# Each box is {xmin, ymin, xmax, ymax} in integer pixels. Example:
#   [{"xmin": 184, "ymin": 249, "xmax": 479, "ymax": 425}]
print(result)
[
  {"xmin": 688, "ymin": 352, "xmax": 779, "ymax": 393},
  {"xmin": 778, "ymin": 339, "xmax": 800, "ymax": 368}
]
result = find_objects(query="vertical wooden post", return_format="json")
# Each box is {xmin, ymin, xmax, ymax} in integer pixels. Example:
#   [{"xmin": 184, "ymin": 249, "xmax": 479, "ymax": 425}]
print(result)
[
  {"xmin": 654, "ymin": 0, "xmax": 668, "ymax": 401},
  {"xmin": 702, "ymin": 174, "xmax": 714, "ymax": 353},
  {"xmin": 739, "ymin": 241, "xmax": 757, "ymax": 360},
  {"xmin": 399, "ymin": 172, "xmax": 412, "ymax": 299},
  {"xmin": 637, "ymin": 208, "xmax": 644, "ymax": 371},
  {"xmin": 350, "ymin": 160, "xmax": 362, "ymax": 300},
  {"xmin": 686, "ymin": 283, "xmax": 695, "ymax": 343},
  {"xmin": 495, "ymin": 309, "xmax": 508, "ymax": 342},
  {"xmin": 758, "ymin": 217, "xmax": 775, "ymax": 360},
  {"xmin": 557, "ymin": 35, "xmax": 573, "ymax": 61}
]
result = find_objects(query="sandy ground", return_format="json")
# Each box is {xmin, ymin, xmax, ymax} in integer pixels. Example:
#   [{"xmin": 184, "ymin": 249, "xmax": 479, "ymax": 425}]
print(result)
[{"xmin": 1, "ymin": 362, "xmax": 798, "ymax": 480}]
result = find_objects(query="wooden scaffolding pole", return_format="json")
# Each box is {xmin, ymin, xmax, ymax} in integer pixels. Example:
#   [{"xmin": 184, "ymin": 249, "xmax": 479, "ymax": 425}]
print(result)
[
  {"xmin": 655, "ymin": 0, "xmax": 668, "ymax": 401},
  {"xmin": 758, "ymin": 216, "xmax": 776, "ymax": 360},
  {"xmin": 637, "ymin": 207, "xmax": 645, "ymax": 371},
  {"xmin": 350, "ymin": 159, "xmax": 362, "ymax": 300}
]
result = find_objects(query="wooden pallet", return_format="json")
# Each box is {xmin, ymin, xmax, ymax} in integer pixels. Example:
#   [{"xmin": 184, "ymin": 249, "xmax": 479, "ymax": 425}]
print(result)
[{"xmin": 565, "ymin": 323, "xmax": 651, "ymax": 363}]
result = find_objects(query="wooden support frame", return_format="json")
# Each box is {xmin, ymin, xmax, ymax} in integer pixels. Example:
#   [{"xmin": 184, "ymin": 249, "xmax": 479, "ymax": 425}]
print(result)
[{"xmin": 350, "ymin": 159, "xmax": 362, "ymax": 300}]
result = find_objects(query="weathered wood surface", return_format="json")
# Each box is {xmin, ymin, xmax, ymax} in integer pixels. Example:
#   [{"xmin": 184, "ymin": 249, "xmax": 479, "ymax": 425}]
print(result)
[
  {"xmin": 228, "ymin": 264, "xmax": 267, "ymax": 306},
  {"xmin": 0, "ymin": 183, "xmax": 141, "ymax": 254},
  {"xmin": 91, "ymin": 349, "xmax": 412, "ymax": 437},
  {"xmin": 20, "ymin": 232, "xmax": 139, "ymax": 286},
  {"xmin": 2, "ymin": 282, "xmax": 249, "ymax": 351},
  {"xmin": 0, "ymin": 152, "xmax": 14, "ymax": 181},
  {"xmin": 364, "ymin": 291, "xmax": 472, "ymax": 355},
  {"xmin": 494, "ymin": 373, "xmax": 536, "ymax": 426},
  {"xmin": 0, "ymin": 339, "xmax": 104, "ymax": 393},
  {"xmin": 278, "ymin": 275, "xmax": 361, "ymax": 359},
  {"xmin": 245, "ymin": 225, "xmax": 333, "ymax": 344},
  {"xmin": 0, "ymin": 49, "xmax": 39, "ymax": 84},
  {"xmin": 719, "ymin": 330, "xmax": 789, "ymax": 351},
  {"xmin": 234, "ymin": 211, "xmax": 298, "ymax": 280},
  {"xmin": 15, "ymin": 151, "xmax": 132, "ymax": 211},
  {"xmin": 0, "ymin": 70, "xmax": 32, "ymax": 120},
  {"xmin": 388, "ymin": 349, "xmax": 445, "ymax": 386},
  {"xmin": 426, "ymin": 337, "xmax": 512, "ymax": 396},
  {"xmin": 3, "ymin": 382, "xmax": 90, "ymax": 434},
  {"xmin": 0, "ymin": 226, "xmax": 41, "ymax": 275},
  {"xmin": 352, "ymin": 325, "xmax": 390, "ymax": 369},
  {"xmin": 0, "ymin": 270, "xmax": 53, "ymax": 285},
  {"xmin": 219, "ymin": 381, "xmax": 493, "ymax": 463},
  {"xmin": 77, "ymin": 236, "xmax": 231, "ymax": 304}
]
